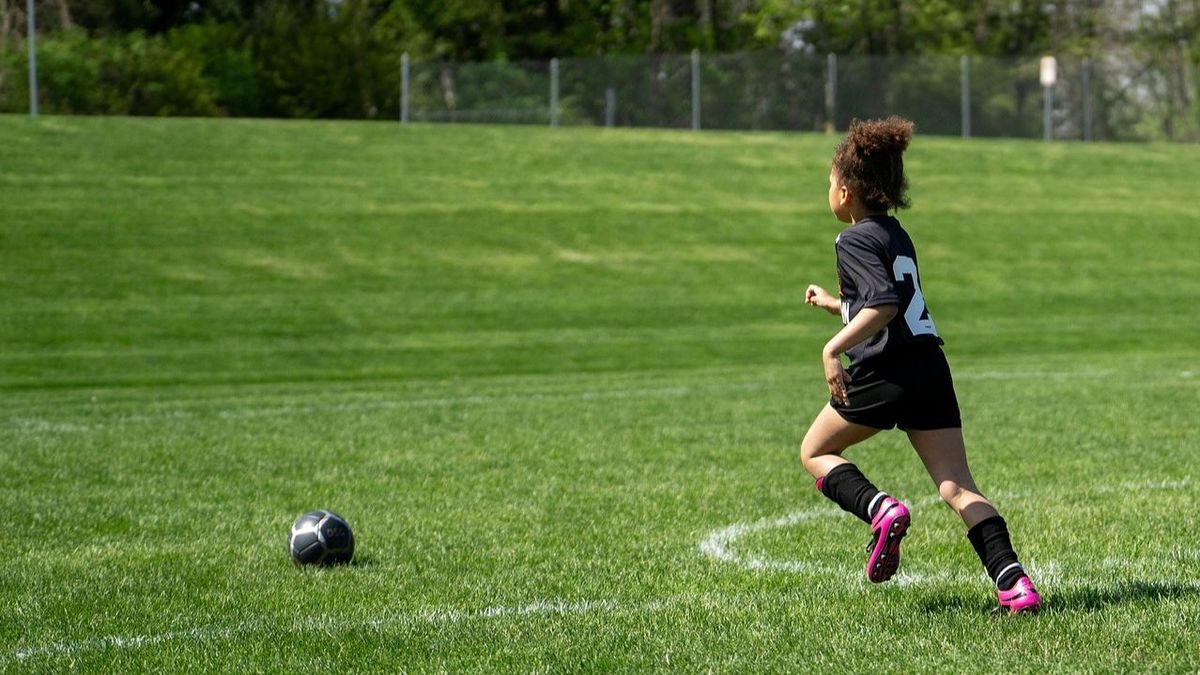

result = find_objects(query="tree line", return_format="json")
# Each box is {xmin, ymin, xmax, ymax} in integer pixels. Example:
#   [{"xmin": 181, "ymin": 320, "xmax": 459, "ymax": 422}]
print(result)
[{"xmin": 0, "ymin": 1, "xmax": 1196, "ymax": 121}]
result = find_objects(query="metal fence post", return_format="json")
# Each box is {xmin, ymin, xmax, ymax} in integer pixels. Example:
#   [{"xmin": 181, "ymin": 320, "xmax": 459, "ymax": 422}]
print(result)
[
  {"xmin": 549, "ymin": 58, "xmax": 560, "ymax": 127},
  {"xmin": 1082, "ymin": 57, "xmax": 1092, "ymax": 142},
  {"xmin": 26, "ymin": 0, "xmax": 38, "ymax": 117},
  {"xmin": 825, "ymin": 53, "xmax": 837, "ymax": 132},
  {"xmin": 691, "ymin": 49, "xmax": 701, "ymax": 131},
  {"xmin": 605, "ymin": 88, "xmax": 615, "ymax": 128},
  {"xmin": 1043, "ymin": 85, "xmax": 1053, "ymax": 141},
  {"xmin": 400, "ymin": 52, "xmax": 409, "ymax": 124},
  {"xmin": 961, "ymin": 55, "xmax": 970, "ymax": 138},
  {"xmin": 1179, "ymin": 41, "xmax": 1193, "ymax": 141}
]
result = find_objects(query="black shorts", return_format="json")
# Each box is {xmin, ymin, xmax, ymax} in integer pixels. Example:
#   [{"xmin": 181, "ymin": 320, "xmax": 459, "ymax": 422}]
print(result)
[{"xmin": 831, "ymin": 344, "xmax": 962, "ymax": 431}]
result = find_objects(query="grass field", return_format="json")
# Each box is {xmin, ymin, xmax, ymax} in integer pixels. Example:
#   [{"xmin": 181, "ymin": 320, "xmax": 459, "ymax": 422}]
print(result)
[{"xmin": 2, "ymin": 115, "xmax": 1198, "ymax": 672}]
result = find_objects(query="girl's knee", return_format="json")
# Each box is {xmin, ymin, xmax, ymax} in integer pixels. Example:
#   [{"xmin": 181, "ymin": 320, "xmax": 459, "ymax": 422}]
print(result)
[
  {"xmin": 798, "ymin": 441, "xmax": 818, "ymax": 471},
  {"xmin": 938, "ymin": 480, "xmax": 965, "ymax": 507},
  {"xmin": 937, "ymin": 479, "xmax": 987, "ymax": 512},
  {"xmin": 799, "ymin": 434, "xmax": 837, "ymax": 464}
]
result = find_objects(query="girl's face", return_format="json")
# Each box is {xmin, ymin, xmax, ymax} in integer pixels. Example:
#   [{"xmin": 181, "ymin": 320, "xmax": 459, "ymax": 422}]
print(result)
[{"xmin": 828, "ymin": 169, "xmax": 853, "ymax": 223}]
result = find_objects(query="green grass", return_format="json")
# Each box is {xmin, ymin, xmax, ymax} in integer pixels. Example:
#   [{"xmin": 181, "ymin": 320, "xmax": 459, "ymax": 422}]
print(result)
[{"xmin": 1, "ymin": 115, "xmax": 1198, "ymax": 672}]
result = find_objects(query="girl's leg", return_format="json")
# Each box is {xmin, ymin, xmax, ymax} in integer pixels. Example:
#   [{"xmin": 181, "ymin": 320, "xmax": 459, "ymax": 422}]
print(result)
[
  {"xmin": 904, "ymin": 427, "xmax": 997, "ymax": 528},
  {"xmin": 907, "ymin": 427, "xmax": 1041, "ymax": 612},
  {"xmin": 802, "ymin": 404, "xmax": 910, "ymax": 583},
  {"xmin": 799, "ymin": 403, "xmax": 879, "ymax": 479}
]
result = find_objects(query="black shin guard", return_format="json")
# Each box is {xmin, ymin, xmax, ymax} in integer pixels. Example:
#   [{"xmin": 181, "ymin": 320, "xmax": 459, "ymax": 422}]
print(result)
[
  {"xmin": 817, "ymin": 463, "xmax": 882, "ymax": 525},
  {"xmin": 967, "ymin": 515, "xmax": 1023, "ymax": 590}
]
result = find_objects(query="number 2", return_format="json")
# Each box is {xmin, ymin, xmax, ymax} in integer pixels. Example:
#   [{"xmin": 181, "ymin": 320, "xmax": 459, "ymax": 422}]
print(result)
[{"xmin": 892, "ymin": 256, "xmax": 939, "ymax": 336}]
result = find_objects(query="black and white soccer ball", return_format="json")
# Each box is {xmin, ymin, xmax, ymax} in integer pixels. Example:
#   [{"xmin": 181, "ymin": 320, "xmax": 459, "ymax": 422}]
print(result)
[{"xmin": 289, "ymin": 509, "xmax": 355, "ymax": 566}]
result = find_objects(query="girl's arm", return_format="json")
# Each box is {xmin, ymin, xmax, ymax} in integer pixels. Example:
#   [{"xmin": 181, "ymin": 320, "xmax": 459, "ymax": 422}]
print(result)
[
  {"xmin": 804, "ymin": 284, "xmax": 841, "ymax": 315},
  {"xmin": 822, "ymin": 304, "xmax": 899, "ymax": 404}
]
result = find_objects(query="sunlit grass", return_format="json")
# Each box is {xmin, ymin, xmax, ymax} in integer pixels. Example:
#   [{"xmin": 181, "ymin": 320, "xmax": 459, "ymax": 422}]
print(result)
[{"xmin": 1, "ymin": 116, "xmax": 1197, "ymax": 671}]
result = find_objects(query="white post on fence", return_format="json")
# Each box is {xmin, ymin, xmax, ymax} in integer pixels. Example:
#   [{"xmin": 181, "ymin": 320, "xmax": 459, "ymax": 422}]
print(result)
[
  {"xmin": 549, "ymin": 58, "xmax": 560, "ymax": 127},
  {"xmin": 825, "ymin": 53, "xmax": 837, "ymax": 132},
  {"xmin": 691, "ymin": 49, "xmax": 701, "ymax": 130},
  {"xmin": 961, "ymin": 55, "xmax": 970, "ymax": 138},
  {"xmin": 1082, "ymin": 57, "xmax": 1092, "ymax": 142},
  {"xmin": 400, "ymin": 52, "xmax": 409, "ymax": 124},
  {"xmin": 605, "ymin": 88, "xmax": 615, "ymax": 128},
  {"xmin": 1040, "ymin": 56, "xmax": 1056, "ymax": 141},
  {"xmin": 26, "ymin": 0, "xmax": 38, "ymax": 117}
]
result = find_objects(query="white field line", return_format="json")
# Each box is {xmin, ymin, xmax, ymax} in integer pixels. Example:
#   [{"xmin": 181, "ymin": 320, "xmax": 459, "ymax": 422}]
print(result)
[
  {"xmin": 5, "ymin": 380, "xmax": 770, "ymax": 432},
  {"xmin": 14, "ymin": 561, "xmax": 1197, "ymax": 664},
  {"xmin": 1091, "ymin": 478, "xmax": 1193, "ymax": 494},
  {"xmin": 8, "ymin": 477, "xmax": 1195, "ymax": 663},
  {"xmin": 10, "ymin": 592, "xmax": 706, "ymax": 663},
  {"xmin": 9, "ymin": 364, "xmax": 1195, "ymax": 433},
  {"xmin": 953, "ymin": 369, "xmax": 1117, "ymax": 381},
  {"xmin": 698, "ymin": 477, "xmax": 1192, "ymax": 580}
]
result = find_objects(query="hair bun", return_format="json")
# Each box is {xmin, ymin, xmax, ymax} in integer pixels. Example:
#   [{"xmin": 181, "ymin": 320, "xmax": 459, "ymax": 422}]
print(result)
[{"xmin": 845, "ymin": 116, "xmax": 914, "ymax": 156}]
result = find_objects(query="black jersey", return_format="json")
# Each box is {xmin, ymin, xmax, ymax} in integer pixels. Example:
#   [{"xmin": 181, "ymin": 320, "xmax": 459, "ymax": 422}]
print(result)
[{"xmin": 835, "ymin": 215, "xmax": 943, "ymax": 366}]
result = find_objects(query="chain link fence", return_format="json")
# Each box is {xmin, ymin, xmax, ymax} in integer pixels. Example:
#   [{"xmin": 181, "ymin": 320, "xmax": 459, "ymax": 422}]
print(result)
[{"xmin": 404, "ymin": 50, "xmax": 1200, "ymax": 142}]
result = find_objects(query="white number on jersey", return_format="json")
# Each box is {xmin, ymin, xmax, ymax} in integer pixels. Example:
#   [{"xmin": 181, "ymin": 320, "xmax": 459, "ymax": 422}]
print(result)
[{"xmin": 892, "ymin": 255, "xmax": 939, "ymax": 337}]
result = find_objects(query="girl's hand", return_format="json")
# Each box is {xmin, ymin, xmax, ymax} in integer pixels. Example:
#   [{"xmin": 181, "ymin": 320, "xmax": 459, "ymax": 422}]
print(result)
[
  {"xmin": 823, "ymin": 349, "xmax": 852, "ymax": 405},
  {"xmin": 805, "ymin": 284, "xmax": 839, "ymax": 314}
]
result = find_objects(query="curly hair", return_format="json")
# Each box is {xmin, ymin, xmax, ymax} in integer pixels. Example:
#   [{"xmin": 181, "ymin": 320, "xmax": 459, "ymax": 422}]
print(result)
[{"xmin": 832, "ymin": 116, "xmax": 915, "ymax": 212}]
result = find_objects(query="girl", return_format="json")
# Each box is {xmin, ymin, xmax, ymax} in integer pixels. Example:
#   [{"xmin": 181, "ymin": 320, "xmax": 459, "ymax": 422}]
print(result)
[{"xmin": 800, "ymin": 117, "xmax": 1041, "ymax": 614}]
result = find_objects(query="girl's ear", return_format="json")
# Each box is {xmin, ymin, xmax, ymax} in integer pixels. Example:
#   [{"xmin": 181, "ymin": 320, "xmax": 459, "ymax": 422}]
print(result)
[{"xmin": 839, "ymin": 184, "xmax": 851, "ymax": 207}]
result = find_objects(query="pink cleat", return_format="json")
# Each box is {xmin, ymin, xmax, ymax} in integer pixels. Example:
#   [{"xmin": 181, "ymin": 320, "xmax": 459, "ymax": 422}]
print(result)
[
  {"xmin": 865, "ymin": 496, "xmax": 910, "ymax": 583},
  {"xmin": 995, "ymin": 575, "xmax": 1042, "ymax": 615}
]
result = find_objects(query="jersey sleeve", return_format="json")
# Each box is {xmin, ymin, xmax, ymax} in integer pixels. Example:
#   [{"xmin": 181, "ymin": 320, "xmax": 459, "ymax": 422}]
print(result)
[{"xmin": 836, "ymin": 231, "xmax": 899, "ymax": 308}]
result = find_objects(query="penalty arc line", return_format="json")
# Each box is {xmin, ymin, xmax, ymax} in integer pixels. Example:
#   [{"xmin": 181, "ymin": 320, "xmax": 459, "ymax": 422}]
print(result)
[{"xmin": 698, "ymin": 477, "xmax": 1194, "ymax": 582}]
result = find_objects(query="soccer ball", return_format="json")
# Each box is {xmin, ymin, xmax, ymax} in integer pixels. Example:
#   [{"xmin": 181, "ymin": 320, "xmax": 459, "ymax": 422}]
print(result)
[{"xmin": 289, "ymin": 509, "xmax": 355, "ymax": 566}]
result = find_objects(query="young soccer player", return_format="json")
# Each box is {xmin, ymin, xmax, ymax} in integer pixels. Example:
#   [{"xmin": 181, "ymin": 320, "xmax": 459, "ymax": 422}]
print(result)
[{"xmin": 800, "ymin": 117, "xmax": 1041, "ymax": 614}]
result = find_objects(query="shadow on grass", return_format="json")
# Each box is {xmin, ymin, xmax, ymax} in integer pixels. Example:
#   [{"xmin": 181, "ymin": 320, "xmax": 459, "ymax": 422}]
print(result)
[
  {"xmin": 919, "ymin": 580, "xmax": 1200, "ymax": 615},
  {"xmin": 1045, "ymin": 580, "xmax": 1200, "ymax": 613},
  {"xmin": 288, "ymin": 553, "xmax": 379, "ymax": 570}
]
